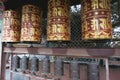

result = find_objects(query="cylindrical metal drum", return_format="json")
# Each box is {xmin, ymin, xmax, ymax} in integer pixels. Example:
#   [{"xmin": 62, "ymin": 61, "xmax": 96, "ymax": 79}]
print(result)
[
  {"xmin": 81, "ymin": 0, "xmax": 112, "ymax": 40},
  {"xmin": 70, "ymin": 61, "xmax": 80, "ymax": 80},
  {"xmin": 12, "ymin": 55, "xmax": 20, "ymax": 71},
  {"xmin": 41, "ymin": 57, "xmax": 50, "ymax": 75},
  {"xmin": 21, "ymin": 5, "xmax": 42, "ymax": 42},
  {"xmin": 30, "ymin": 56, "xmax": 39, "ymax": 75},
  {"xmin": 47, "ymin": 0, "xmax": 70, "ymax": 41},
  {"xmin": 2, "ymin": 10, "xmax": 20, "ymax": 42},
  {"xmin": 88, "ymin": 63, "xmax": 99, "ymax": 80},
  {"xmin": 54, "ymin": 57, "xmax": 63, "ymax": 78},
  {"xmin": 20, "ymin": 56, "xmax": 29, "ymax": 72}
]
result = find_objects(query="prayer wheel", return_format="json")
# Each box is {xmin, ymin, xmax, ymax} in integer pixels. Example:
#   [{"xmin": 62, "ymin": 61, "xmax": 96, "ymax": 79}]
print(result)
[
  {"xmin": 21, "ymin": 5, "xmax": 42, "ymax": 42},
  {"xmin": 88, "ymin": 63, "xmax": 99, "ymax": 80},
  {"xmin": 41, "ymin": 57, "xmax": 50, "ymax": 75},
  {"xmin": 20, "ymin": 56, "xmax": 29, "ymax": 72},
  {"xmin": 54, "ymin": 57, "xmax": 63, "ymax": 78},
  {"xmin": 30, "ymin": 56, "xmax": 39, "ymax": 75},
  {"xmin": 12, "ymin": 55, "xmax": 20, "ymax": 72},
  {"xmin": 70, "ymin": 61, "xmax": 80, "ymax": 80},
  {"xmin": 2, "ymin": 10, "xmax": 20, "ymax": 42},
  {"xmin": 47, "ymin": 0, "xmax": 70, "ymax": 41},
  {"xmin": 81, "ymin": 0, "xmax": 112, "ymax": 40}
]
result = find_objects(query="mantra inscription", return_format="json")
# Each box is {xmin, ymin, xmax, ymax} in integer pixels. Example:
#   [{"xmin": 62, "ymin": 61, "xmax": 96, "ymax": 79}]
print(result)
[
  {"xmin": 21, "ymin": 5, "xmax": 42, "ymax": 42},
  {"xmin": 2, "ymin": 10, "xmax": 20, "ymax": 42},
  {"xmin": 81, "ymin": 0, "xmax": 112, "ymax": 40},
  {"xmin": 47, "ymin": 0, "xmax": 70, "ymax": 41}
]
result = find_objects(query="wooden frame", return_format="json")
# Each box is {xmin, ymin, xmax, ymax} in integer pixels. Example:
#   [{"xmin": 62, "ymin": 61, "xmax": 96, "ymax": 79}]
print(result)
[{"xmin": 1, "ymin": 44, "xmax": 120, "ymax": 80}]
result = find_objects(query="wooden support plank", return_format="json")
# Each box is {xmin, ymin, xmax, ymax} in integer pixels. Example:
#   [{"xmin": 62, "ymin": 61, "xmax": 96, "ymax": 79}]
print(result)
[
  {"xmin": 10, "ymin": 54, "xmax": 13, "ymax": 80},
  {"xmin": 3, "ymin": 47, "xmax": 120, "ymax": 57},
  {"xmin": 10, "ymin": 71, "xmax": 54, "ymax": 80},
  {"xmin": 3, "ymin": 47, "xmax": 90, "ymax": 57}
]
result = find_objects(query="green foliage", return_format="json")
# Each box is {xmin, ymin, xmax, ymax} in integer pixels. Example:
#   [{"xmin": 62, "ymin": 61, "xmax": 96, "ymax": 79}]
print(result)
[{"xmin": 110, "ymin": 0, "xmax": 120, "ymax": 28}]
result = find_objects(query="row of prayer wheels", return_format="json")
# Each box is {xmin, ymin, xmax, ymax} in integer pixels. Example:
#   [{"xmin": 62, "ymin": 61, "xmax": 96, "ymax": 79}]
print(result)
[
  {"xmin": 12, "ymin": 56, "xmax": 63, "ymax": 78},
  {"xmin": 2, "ymin": 0, "xmax": 112, "ymax": 42},
  {"xmin": 2, "ymin": 5, "xmax": 42, "ymax": 42},
  {"xmin": 12, "ymin": 55, "xmax": 99, "ymax": 80}
]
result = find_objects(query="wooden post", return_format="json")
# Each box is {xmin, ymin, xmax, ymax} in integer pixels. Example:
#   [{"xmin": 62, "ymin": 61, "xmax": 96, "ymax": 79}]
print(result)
[
  {"xmin": 0, "ymin": 43, "xmax": 6, "ymax": 80},
  {"xmin": 10, "ymin": 53, "xmax": 13, "ymax": 80},
  {"xmin": 105, "ymin": 58, "xmax": 109, "ymax": 80}
]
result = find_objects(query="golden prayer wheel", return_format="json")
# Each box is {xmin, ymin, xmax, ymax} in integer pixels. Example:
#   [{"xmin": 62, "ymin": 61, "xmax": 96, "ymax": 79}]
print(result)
[
  {"xmin": 21, "ymin": 5, "xmax": 42, "ymax": 42},
  {"xmin": 81, "ymin": 0, "xmax": 112, "ymax": 40},
  {"xmin": 47, "ymin": 0, "xmax": 70, "ymax": 41},
  {"xmin": 2, "ymin": 10, "xmax": 20, "ymax": 42}
]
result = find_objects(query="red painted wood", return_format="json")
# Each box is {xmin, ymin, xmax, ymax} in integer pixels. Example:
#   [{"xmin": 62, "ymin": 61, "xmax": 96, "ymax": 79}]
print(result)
[
  {"xmin": 3, "ymin": 47, "xmax": 119, "ymax": 57},
  {"xmin": 87, "ymin": 49, "xmax": 114, "ymax": 57}
]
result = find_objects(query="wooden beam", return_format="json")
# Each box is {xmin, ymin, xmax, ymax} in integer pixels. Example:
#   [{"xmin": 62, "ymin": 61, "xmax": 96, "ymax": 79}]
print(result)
[
  {"xmin": 3, "ymin": 47, "xmax": 119, "ymax": 57},
  {"xmin": 3, "ymin": 47, "xmax": 89, "ymax": 57}
]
